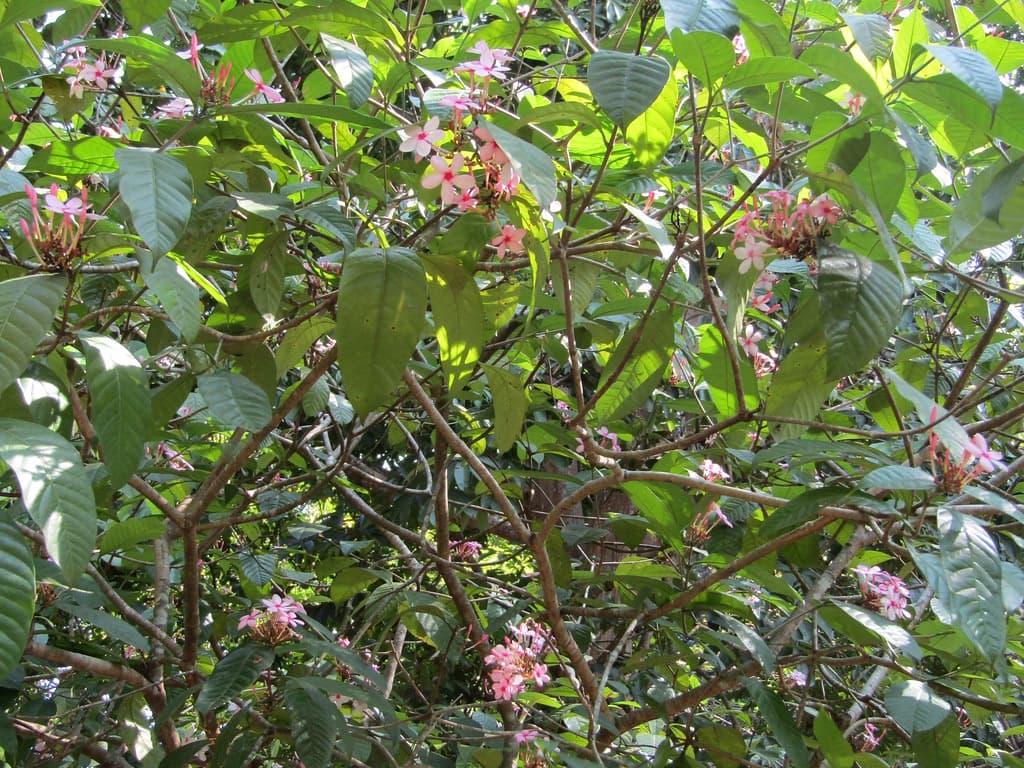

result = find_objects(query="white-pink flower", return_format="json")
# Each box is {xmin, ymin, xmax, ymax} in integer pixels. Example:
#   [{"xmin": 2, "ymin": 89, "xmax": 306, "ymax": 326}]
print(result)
[
  {"xmin": 962, "ymin": 433, "xmax": 1004, "ymax": 473},
  {"xmin": 422, "ymin": 153, "xmax": 476, "ymax": 204},
  {"xmin": 840, "ymin": 91, "xmax": 865, "ymax": 115},
  {"xmin": 740, "ymin": 324, "xmax": 763, "ymax": 357},
  {"xmin": 491, "ymin": 224, "xmax": 526, "ymax": 259},
  {"xmin": 736, "ymin": 236, "xmax": 770, "ymax": 274},
  {"xmin": 244, "ymin": 68, "xmax": 284, "ymax": 103},
  {"xmin": 398, "ymin": 116, "xmax": 445, "ymax": 160},
  {"xmin": 156, "ymin": 97, "xmax": 194, "ymax": 119}
]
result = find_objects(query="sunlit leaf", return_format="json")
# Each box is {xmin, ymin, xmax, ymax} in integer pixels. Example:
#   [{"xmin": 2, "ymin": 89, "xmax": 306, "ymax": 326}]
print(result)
[
  {"xmin": 116, "ymin": 148, "xmax": 194, "ymax": 258},
  {"xmin": 0, "ymin": 275, "xmax": 64, "ymax": 397},
  {"xmin": 925, "ymin": 44, "xmax": 1002, "ymax": 111},
  {"xmin": 593, "ymin": 310, "xmax": 675, "ymax": 424},
  {"xmin": 588, "ymin": 50, "xmax": 671, "ymax": 130},
  {"xmin": 321, "ymin": 34, "xmax": 373, "ymax": 108},
  {"xmin": 885, "ymin": 680, "xmax": 951, "ymax": 734}
]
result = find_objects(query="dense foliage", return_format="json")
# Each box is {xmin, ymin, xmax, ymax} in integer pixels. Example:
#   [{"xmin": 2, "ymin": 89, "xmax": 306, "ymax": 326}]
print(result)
[{"xmin": 0, "ymin": 0, "xmax": 1022, "ymax": 765}]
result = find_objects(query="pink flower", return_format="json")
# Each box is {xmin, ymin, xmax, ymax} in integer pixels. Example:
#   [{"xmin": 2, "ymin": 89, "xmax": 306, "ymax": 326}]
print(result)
[
  {"xmin": 156, "ymin": 97, "xmax": 194, "ymax": 119},
  {"xmin": 262, "ymin": 594, "xmax": 306, "ymax": 627},
  {"xmin": 237, "ymin": 610, "xmax": 260, "ymax": 631},
  {"xmin": 44, "ymin": 192, "xmax": 85, "ymax": 218},
  {"xmin": 457, "ymin": 41, "xmax": 511, "ymax": 81},
  {"xmin": 454, "ymin": 186, "xmax": 479, "ymax": 212},
  {"xmin": 783, "ymin": 669, "xmax": 807, "ymax": 688},
  {"xmin": 699, "ymin": 459, "xmax": 729, "ymax": 481},
  {"xmin": 474, "ymin": 126, "xmax": 509, "ymax": 165},
  {"xmin": 860, "ymin": 722, "xmax": 881, "ymax": 752},
  {"xmin": 854, "ymin": 565, "xmax": 910, "ymax": 621},
  {"xmin": 840, "ymin": 91, "xmax": 865, "ymax": 115},
  {"xmin": 740, "ymin": 324, "xmax": 763, "ymax": 357},
  {"xmin": 78, "ymin": 57, "xmax": 118, "ymax": 90},
  {"xmin": 398, "ymin": 116, "xmax": 445, "ymax": 160},
  {"xmin": 451, "ymin": 539, "xmax": 483, "ymax": 562},
  {"xmin": 422, "ymin": 153, "xmax": 476, "ymax": 204},
  {"xmin": 514, "ymin": 728, "xmax": 538, "ymax": 745},
  {"xmin": 490, "ymin": 224, "xmax": 526, "ymax": 259},
  {"xmin": 962, "ymin": 434, "xmax": 1004, "ymax": 473},
  {"xmin": 485, "ymin": 621, "xmax": 551, "ymax": 701},
  {"xmin": 732, "ymin": 34, "xmax": 750, "ymax": 64},
  {"xmin": 735, "ymin": 236, "xmax": 770, "ymax": 274},
  {"xmin": 750, "ymin": 292, "xmax": 781, "ymax": 314},
  {"xmin": 244, "ymin": 68, "xmax": 285, "ymax": 103},
  {"xmin": 808, "ymin": 194, "xmax": 842, "ymax": 224},
  {"xmin": 709, "ymin": 501, "xmax": 733, "ymax": 528},
  {"xmin": 439, "ymin": 92, "xmax": 475, "ymax": 118}
]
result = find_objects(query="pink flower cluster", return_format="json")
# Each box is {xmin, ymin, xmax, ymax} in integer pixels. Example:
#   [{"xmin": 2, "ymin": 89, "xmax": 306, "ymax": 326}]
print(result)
[
  {"xmin": 732, "ymin": 190, "xmax": 842, "ymax": 274},
  {"xmin": 20, "ymin": 184, "xmax": 100, "ymax": 268},
  {"xmin": 927, "ymin": 409, "xmax": 1004, "ymax": 492},
  {"xmin": 451, "ymin": 539, "xmax": 483, "ymax": 562},
  {"xmin": 484, "ymin": 621, "xmax": 551, "ymax": 701},
  {"xmin": 64, "ymin": 47, "xmax": 119, "ymax": 98},
  {"xmin": 576, "ymin": 426, "xmax": 620, "ymax": 454},
  {"xmin": 853, "ymin": 565, "xmax": 910, "ymax": 621},
  {"xmin": 238, "ymin": 595, "xmax": 307, "ymax": 644}
]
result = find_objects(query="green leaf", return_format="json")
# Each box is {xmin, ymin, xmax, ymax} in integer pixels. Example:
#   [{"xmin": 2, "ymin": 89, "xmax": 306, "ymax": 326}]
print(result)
[
  {"xmin": 302, "ymin": 376, "xmax": 330, "ymax": 417},
  {"xmin": 321, "ymin": 34, "xmax": 373, "ymax": 108},
  {"xmin": 80, "ymin": 335, "xmax": 151, "ymax": 488},
  {"xmin": 80, "ymin": 36, "xmax": 201, "ymax": 103},
  {"xmin": 937, "ymin": 509, "xmax": 1006, "ymax": 665},
  {"xmin": 722, "ymin": 56, "xmax": 815, "ymax": 91},
  {"xmin": 238, "ymin": 550, "xmax": 277, "ymax": 587},
  {"xmin": 142, "ymin": 257, "xmax": 202, "ymax": 342},
  {"xmin": 329, "ymin": 567, "xmax": 381, "ymax": 603},
  {"xmin": 885, "ymin": 680, "xmax": 951, "ymax": 735},
  {"xmin": 911, "ymin": 716, "xmax": 960, "ymax": 768},
  {"xmin": 813, "ymin": 710, "xmax": 855, "ymax": 768},
  {"xmin": 744, "ymin": 678, "xmax": 810, "ymax": 768},
  {"xmin": 883, "ymin": 368, "xmax": 971, "ymax": 457},
  {"xmin": 275, "ymin": 318, "xmax": 334, "ymax": 378},
  {"xmin": 0, "ymin": 418, "xmax": 96, "ymax": 584},
  {"xmin": 696, "ymin": 725, "xmax": 746, "ymax": 768},
  {"xmin": 0, "ymin": 275, "xmax": 65, "ymax": 397},
  {"xmin": 762, "ymin": 335, "xmax": 832, "ymax": 441},
  {"xmin": 116, "ymin": 148, "xmax": 194, "ymax": 258},
  {"xmin": 841, "ymin": 13, "xmax": 891, "ymax": 61},
  {"xmin": 828, "ymin": 602, "xmax": 922, "ymax": 660},
  {"xmin": 480, "ymin": 121, "xmax": 557, "ymax": 211},
  {"xmin": 925, "ymin": 44, "xmax": 1002, "ymax": 111},
  {"xmin": 662, "ymin": 0, "xmax": 740, "ymax": 35},
  {"xmin": 588, "ymin": 50, "xmax": 671, "ymax": 130},
  {"xmin": 58, "ymin": 602, "xmax": 148, "ymax": 650},
  {"xmin": 196, "ymin": 645, "xmax": 275, "ymax": 714},
  {"xmin": 818, "ymin": 252, "xmax": 903, "ymax": 379},
  {"xmin": 249, "ymin": 231, "xmax": 288, "ymax": 317},
  {"xmin": 122, "ymin": 0, "xmax": 172, "ymax": 28},
  {"xmin": 25, "ymin": 137, "xmax": 120, "ymax": 175},
  {"xmin": 297, "ymin": 202, "xmax": 356, "ymax": 251},
  {"xmin": 482, "ymin": 364, "xmax": 526, "ymax": 453},
  {"xmin": 99, "ymin": 517, "xmax": 166, "ymax": 554},
  {"xmin": 423, "ymin": 256, "xmax": 483, "ymax": 395},
  {"xmin": 800, "ymin": 44, "xmax": 885, "ymax": 116},
  {"xmin": 672, "ymin": 30, "xmax": 736, "ymax": 84},
  {"xmin": 625, "ymin": 68, "xmax": 677, "ymax": 168},
  {"xmin": 223, "ymin": 102, "xmax": 388, "ymax": 132},
  {"xmin": 848, "ymin": 132, "xmax": 905, "ymax": 220},
  {"xmin": 197, "ymin": 372, "xmax": 272, "ymax": 432},
  {"xmin": 336, "ymin": 247, "xmax": 427, "ymax": 416},
  {"xmin": 0, "ymin": 511, "xmax": 34, "ymax": 680},
  {"xmin": 593, "ymin": 310, "xmax": 675, "ymax": 424},
  {"xmin": 948, "ymin": 157, "xmax": 1024, "ymax": 254},
  {"xmin": 860, "ymin": 465, "xmax": 935, "ymax": 491},
  {"xmin": 285, "ymin": 679, "xmax": 341, "ymax": 768},
  {"xmin": 892, "ymin": 9, "xmax": 928, "ymax": 77},
  {"xmin": 981, "ymin": 156, "xmax": 1024, "ymax": 223}
]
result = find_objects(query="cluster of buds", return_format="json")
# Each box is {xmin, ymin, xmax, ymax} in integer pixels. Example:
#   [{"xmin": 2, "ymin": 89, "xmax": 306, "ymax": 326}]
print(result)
[
  {"xmin": 20, "ymin": 184, "xmax": 100, "ymax": 269},
  {"xmin": 64, "ymin": 46, "xmax": 119, "ymax": 99},
  {"xmin": 853, "ymin": 565, "xmax": 910, "ymax": 621},
  {"xmin": 732, "ymin": 190, "xmax": 843, "ymax": 271},
  {"xmin": 237, "ymin": 595, "xmax": 306, "ymax": 645},
  {"xmin": 927, "ymin": 410, "xmax": 1004, "ymax": 494},
  {"xmin": 484, "ymin": 620, "xmax": 552, "ymax": 701},
  {"xmin": 450, "ymin": 539, "xmax": 483, "ymax": 562}
]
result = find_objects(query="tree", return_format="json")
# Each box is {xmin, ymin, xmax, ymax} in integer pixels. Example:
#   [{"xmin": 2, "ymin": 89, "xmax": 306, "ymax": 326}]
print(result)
[{"xmin": 0, "ymin": 0, "xmax": 1021, "ymax": 765}]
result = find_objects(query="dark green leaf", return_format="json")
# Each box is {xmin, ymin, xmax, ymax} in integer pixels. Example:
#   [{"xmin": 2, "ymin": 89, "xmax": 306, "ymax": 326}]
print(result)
[
  {"xmin": 285, "ymin": 679, "xmax": 341, "ymax": 768},
  {"xmin": 321, "ymin": 34, "xmax": 373, "ymax": 108},
  {"xmin": 885, "ymin": 680, "xmax": 951, "ymax": 734},
  {"xmin": 593, "ymin": 310, "xmax": 675, "ymax": 424},
  {"xmin": 911, "ymin": 716, "xmax": 960, "ymax": 768},
  {"xmin": 662, "ymin": 0, "xmax": 740, "ymax": 35},
  {"xmin": 818, "ymin": 252, "xmax": 903, "ymax": 379},
  {"xmin": 813, "ymin": 710, "xmax": 855, "ymax": 768},
  {"xmin": 99, "ymin": 517, "xmax": 166, "ymax": 554},
  {"xmin": 196, "ymin": 645, "xmax": 275, "ymax": 713},
  {"xmin": 0, "ymin": 275, "xmax": 65, "ymax": 397},
  {"xmin": 336, "ymin": 247, "xmax": 427, "ymax": 416},
  {"xmin": 0, "ymin": 418, "xmax": 96, "ymax": 584},
  {"xmin": 883, "ymin": 369, "xmax": 971, "ymax": 457},
  {"xmin": 238, "ymin": 550, "xmax": 277, "ymax": 586},
  {"xmin": 762, "ymin": 335, "xmax": 833, "ymax": 441},
  {"xmin": 0, "ymin": 512, "xmax": 34, "ymax": 680},
  {"xmin": 116, "ymin": 148, "xmax": 194, "ymax": 258},
  {"xmin": 197, "ymin": 371, "xmax": 273, "ymax": 432},
  {"xmin": 275, "ymin": 318, "xmax": 334, "ymax": 378},
  {"xmin": 249, "ymin": 231, "xmax": 288, "ymax": 317},
  {"xmin": 860, "ymin": 465, "xmax": 935, "ymax": 491},
  {"xmin": 696, "ymin": 725, "xmax": 746, "ymax": 768},
  {"xmin": 423, "ymin": 255, "xmax": 484, "ymax": 395},
  {"xmin": 828, "ymin": 602, "xmax": 922, "ymax": 660},
  {"xmin": 588, "ymin": 50, "xmax": 671, "ymax": 129},
  {"xmin": 744, "ymin": 678, "xmax": 810, "ymax": 768}
]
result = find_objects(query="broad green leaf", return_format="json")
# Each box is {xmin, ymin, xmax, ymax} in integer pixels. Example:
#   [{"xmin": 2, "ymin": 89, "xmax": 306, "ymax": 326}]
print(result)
[
  {"xmin": 81, "ymin": 36, "xmax": 201, "ymax": 103},
  {"xmin": 238, "ymin": 550, "xmax": 276, "ymax": 587},
  {"xmin": 58, "ymin": 602, "xmax": 148, "ymax": 650},
  {"xmin": 553, "ymin": 261, "xmax": 601, "ymax": 319},
  {"xmin": 892, "ymin": 9, "xmax": 928, "ymax": 78},
  {"xmin": 223, "ymin": 102, "xmax": 388, "ymax": 132},
  {"xmin": 142, "ymin": 257, "xmax": 202, "ymax": 342},
  {"xmin": 893, "ymin": 113, "xmax": 938, "ymax": 179},
  {"xmin": 275, "ymin": 318, "xmax": 334, "ymax": 378},
  {"xmin": 818, "ymin": 251, "xmax": 903, "ymax": 379},
  {"xmin": 848, "ymin": 133, "xmax": 905, "ymax": 220},
  {"xmin": 99, "ymin": 517, "xmax": 166, "ymax": 554},
  {"xmin": 482, "ymin": 364, "xmax": 526, "ymax": 453},
  {"xmin": 0, "ymin": 275, "xmax": 64, "ymax": 396},
  {"xmin": 123, "ymin": 0, "xmax": 172, "ymax": 28},
  {"xmin": 0, "ymin": 512, "xmax": 34, "ymax": 680},
  {"xmin": 860, "ymin": 465, "xmax": 935, "ymax": 491},
  {"xmin": 672, "ymin": 30, "xmax": 735, "ymax": 84},
  {"xmin": 0, "ymin": 418, "xmax": 96, "ymax": 584},
  {"xmin": 423, "ymin": 255, "xmax": 483, "ymax": 395},
  {"xmin": 662, "ymin": 0, "xmax": 740, "ymax": 35},
  {"xmin": 196, "ymin": 645, "xmax": 275, "ymax": 713},
  {"xmin": 24, "ymin": 137, "xmax": 120, "ymax": 175},
  {"xmin": 696, "ymin": 725, "xmax": 745, "ymax": 768},
  {"xmin": 981, "ymin": 156, "xmax": 1024, "ymax": 224},
  {"xmin": 197, "ymin": 372, "xmax": 272, "ymax": 432},
  {"xmin": 80, "ymin": 335, "xmax": 151, "ymax": 488},
  {"xmin": 285, "ymin": 679, "xmax": 341, "ymax": 768},
  {"xmin": 977, "ymin": 35, "xmax": 1024, "ymax": 75},
  {"xmin": 813, "ymin": 711, "xmax": 855, "ymax": 768},
  {"xmin": 883, "ymin": 368, "xmax": 971, "ymax": 457},
  {"xmin": 302, "ymin": 375, "xmax": 330, "ymax": 417},
  {"xmin": 744, "ymin": 678, "xmax": 810, "ymax": 768},
  {"xmin": 588, "ymin": 50, "xmax": 671, "ymax": 130},
  {"xmin": 626, "ymin": 69, "xmax": 677, "ymax": 168},
  {"xmin": 249, "ymin": 231, "xmax": 288, "ymax": 317},
  {"xmin": 800, "ymin": 44, "xmax": 885, "ymax": 117},
  {"xmin": 593, "ymin": 310, "xmax": 675, "ymax": 424},
  {"xmin": 545, "ymin": 528, "xmax": 572, "ymax": 589},
  {"xmin": 321, "ymin": 34, "xmax": 373, "ymax": 108},
  {"xmin": 722, "ymin": 57, "xmax": 815, "ymax": 91},
  {"xmin": 829, "ymin": 602, "xmax": 922, "ymax": 660},
  {"xmin": 842, "ymin": 13, "xmax": 891, "ymax": 61},
  {"xmin": 937, "ymin": 509, "xmax": 1006, "ymax": 665},
  {"xmin": 480, "ymin": 121, "xmax": 557, "ymax": 211},
  {"xmin": 717, "ymin": 614, "xmax": 774, "ymax": 672},
  {"xmin": 336, "ymin": 247, "xmax": 427, "ymax": 416},
  {"xmin": 330, "ymin": 567, "xmax": 381, "ymax": 603},
  {"xmin": 885, "ymin": 680, "xmax": 951, "ymax": 734},
  {"xmin": 762, "ymin": 335, "xmax": 832, "ymax": 441},
  {"xmin": 698, "ymin": 324, "xmax": 759, "ymax": 419},
  {"xmin": 759, "ymin": 488, "xmax": 856, "ymax": 541},
  {"xmin": 297, "ymin": 202, "xmax": 356, "ymax": 251},
  {"xmin": 925, "ymin": 44, "xmax": 1002, "ymax": 111},
  {"xmin": 948, "ymin": 157, "xmax": 1024, "ymax": 254},
  {"xmin": 116, "ymin": 149, "xmax": 194, "ymax": 259},
  {"xmin": 911, "ymin": 716, "xmax": 960, "ymax": 768}
]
